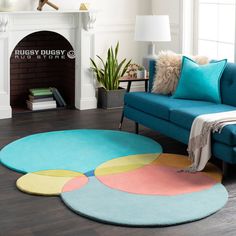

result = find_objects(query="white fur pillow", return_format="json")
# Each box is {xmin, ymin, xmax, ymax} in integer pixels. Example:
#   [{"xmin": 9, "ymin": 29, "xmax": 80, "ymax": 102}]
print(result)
[{"xmin": 152, "ymin": 51, "xmax": 209, "ymax": 95}]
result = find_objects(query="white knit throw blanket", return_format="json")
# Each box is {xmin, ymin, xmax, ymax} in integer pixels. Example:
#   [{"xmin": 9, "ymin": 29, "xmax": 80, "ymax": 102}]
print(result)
[{"xmin": 183, "ymin": 110, "xmax": 236, "ymax": 172}]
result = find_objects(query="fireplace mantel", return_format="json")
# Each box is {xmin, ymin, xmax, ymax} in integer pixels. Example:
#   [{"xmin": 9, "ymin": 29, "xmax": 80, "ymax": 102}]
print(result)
[{"xmin": 0, "ymin": 10, "xmax": 97, "ymax": 119}]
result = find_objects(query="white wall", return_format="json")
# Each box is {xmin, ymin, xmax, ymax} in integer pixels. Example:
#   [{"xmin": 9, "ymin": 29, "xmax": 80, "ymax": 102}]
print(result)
[
  {"xmin": 10, "ymin": 0, "xmax": 184, "ymax": 59},
  {"xmin": 11, "ymin": 0, "xmax": 186, "ymax": 88},
  {"xmin": 93, "ymin": 0, "xmax": 151, "ymax": 91},
  {"xmin": 95, "ymin": 0, "xmax": 151, "ymax": 64},
  {"xmin": 11, "ymin": 0, "xmax": 151, "ymax": 65}
]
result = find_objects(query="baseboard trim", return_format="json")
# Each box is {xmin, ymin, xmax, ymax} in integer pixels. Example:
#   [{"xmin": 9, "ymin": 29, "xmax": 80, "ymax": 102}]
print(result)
[
  {"xmin": 75, "ymin": 98, "xmax": 97, "ymax": 110},
  {"xmin": 0, "ymin": 106, "xmax": 12, "ymax": 119}
]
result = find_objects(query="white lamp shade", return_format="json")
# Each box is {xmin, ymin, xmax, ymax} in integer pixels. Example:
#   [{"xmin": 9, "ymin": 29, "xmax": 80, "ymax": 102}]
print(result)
[{"xmin": 135, "ymin": 15, "xmax": 171, "ymax": 42}]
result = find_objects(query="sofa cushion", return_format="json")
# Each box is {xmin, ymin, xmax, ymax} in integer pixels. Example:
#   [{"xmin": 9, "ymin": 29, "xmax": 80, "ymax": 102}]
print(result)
[
  {"xmin": 172, "ymin": 57, "xmax": 227, "ymax": 103},
  {"xmin": 124, "ymin": 92, "xmax": 213, "ymax": 120},
  {"xmin": 170, "ymin": 104, "xmax": 236, "ymax": 146},
  {"xmin": 150, "ymin": 60, "xmax": 236, "ymax": 107},
  {"xmin": 221, "ymin": 63, "xmax": 236, "ymax": 107}
]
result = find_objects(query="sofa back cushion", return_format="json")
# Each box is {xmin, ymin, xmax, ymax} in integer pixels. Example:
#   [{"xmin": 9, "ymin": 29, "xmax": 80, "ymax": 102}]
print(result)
[
  {"xmin": 151, "ymin": 51, "xmax": 209, "ymax": 95},
  {"xmin": 220, "ymin": 62, "xmax": 236, "ymax": 107},
  {"xmin": 149, "ymin": 60, "xmax": 236, "ymax": 107},
  {"xmin": 172, "ymin": 56, "xmax": 227, "ymax": 103}
]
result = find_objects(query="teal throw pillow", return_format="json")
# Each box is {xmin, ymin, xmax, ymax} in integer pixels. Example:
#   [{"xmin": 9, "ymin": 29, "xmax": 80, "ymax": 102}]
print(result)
[{"xmin": 172, "ymin": 56, "xmax": 227, "ymax": 103}]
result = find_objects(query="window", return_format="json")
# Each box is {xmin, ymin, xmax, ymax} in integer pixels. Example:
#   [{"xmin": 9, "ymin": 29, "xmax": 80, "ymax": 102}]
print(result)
[{"xmin": 195, "ymin": 0, "xmax": 236, "ymax": 62}]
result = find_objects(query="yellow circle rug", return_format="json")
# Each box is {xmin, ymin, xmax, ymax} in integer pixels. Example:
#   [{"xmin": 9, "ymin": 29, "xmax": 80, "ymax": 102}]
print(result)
[{"xmin": 16, "ymin": 170, "xmax": 88, "ymax": 196}]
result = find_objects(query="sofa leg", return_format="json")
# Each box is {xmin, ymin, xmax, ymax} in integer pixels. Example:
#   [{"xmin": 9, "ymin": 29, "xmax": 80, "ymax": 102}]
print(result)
[
  {"xmin": 135, "ymin": 122, "xmax": 139, "ymax": 134},
  {"xmin": 222, "ymin": 161, "xmax": 229, "ymax": 177}
]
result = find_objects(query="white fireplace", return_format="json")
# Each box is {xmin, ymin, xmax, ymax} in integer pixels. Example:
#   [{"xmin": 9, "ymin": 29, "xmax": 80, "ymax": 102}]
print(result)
[{"xmin": 0, "ymin": 10, "xmax": 97, "ymax": 119}]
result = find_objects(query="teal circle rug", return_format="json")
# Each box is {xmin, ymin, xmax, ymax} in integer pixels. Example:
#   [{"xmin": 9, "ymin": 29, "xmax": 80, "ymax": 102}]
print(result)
[
  {"xmin": 0, "ymin": 130, "xmax": 228, "ymax": 226},
  {"xmin": 0, "ymin": 129, "xmax": 162, "ymax": 174}
]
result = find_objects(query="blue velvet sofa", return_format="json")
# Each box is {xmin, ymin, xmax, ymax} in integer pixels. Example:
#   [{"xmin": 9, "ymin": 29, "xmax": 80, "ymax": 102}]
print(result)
[{"xmin": 123, "ymin": 60, "xmax": 236, "ymax": 165}]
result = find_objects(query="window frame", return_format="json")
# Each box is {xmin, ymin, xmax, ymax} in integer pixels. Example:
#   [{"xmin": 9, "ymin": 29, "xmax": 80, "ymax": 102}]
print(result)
[{"xmin": 192, "ymin": 0, "xmax": 236, "ymax": 62}]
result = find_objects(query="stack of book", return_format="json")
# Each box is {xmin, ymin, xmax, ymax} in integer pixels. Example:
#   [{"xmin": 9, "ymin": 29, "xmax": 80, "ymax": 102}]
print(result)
[
  {"xmin": 26, "ymin": 87, "xmax": 66, "ymax": 111},
  {"xmin": 50, "ymin": 87, "xmax": 67, "ymax": 107}
]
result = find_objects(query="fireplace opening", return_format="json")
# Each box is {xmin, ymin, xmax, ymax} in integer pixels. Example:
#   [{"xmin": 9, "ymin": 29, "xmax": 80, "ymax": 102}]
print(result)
[{"xmin": 10, "ymin": 31, "xmax": 75, "ymax": 114}]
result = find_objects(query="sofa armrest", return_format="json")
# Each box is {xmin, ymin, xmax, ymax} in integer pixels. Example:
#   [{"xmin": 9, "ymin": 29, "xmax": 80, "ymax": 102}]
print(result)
[{"xmin": 149, "ymin": 59, "xmax": 156, "ymax": 92}]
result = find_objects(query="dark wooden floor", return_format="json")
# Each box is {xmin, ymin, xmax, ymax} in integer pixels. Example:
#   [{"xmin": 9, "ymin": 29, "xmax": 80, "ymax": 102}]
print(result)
[{"xmin": 0, "ymin": 109, "xmax": 236, "ymax": 236}]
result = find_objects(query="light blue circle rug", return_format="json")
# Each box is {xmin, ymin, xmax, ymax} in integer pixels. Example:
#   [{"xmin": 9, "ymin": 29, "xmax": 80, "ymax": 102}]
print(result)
[
  {"xmin": 61, "ymin": 177, "xmax": 227, "ymax": 226},
  {"xmin": 0, "ymin": 130, "xmax": 228, "ymax": 226}
]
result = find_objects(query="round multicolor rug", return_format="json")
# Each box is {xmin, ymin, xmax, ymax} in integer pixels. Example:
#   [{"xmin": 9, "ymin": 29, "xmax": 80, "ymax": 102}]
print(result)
[{"xmin": 0, "ymin": 130, "xmax": 228, "ymax": 226}]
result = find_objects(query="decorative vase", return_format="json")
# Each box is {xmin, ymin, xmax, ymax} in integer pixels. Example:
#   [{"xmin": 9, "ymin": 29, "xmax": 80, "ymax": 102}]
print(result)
[
  {"xmin": 137, "ymin": 70, "xmax": 147, "ymax": 79},
  {"xmin": 0, "ymin": 0, "xmax": 14, "ymax": 12}
]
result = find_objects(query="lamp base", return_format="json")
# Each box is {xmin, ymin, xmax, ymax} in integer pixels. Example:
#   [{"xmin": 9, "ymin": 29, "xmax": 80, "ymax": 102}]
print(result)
[
  {"xmin": 142, "ymin": 54, "xmax": 158, "ymax": 71},
  {"xmin": 142, "ymin": 42, "xmax": 158, "ymax": 71}
]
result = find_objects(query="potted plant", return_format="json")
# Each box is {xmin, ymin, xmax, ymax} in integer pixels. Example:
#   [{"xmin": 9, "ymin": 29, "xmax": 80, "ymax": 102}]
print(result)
[
  {"xmin": 90, "ymin": 42, "xmax": 131, "ymax": 109},
  {"xmin": 136, "ymin": 65, "xmax": 146, "ymax": 79}
]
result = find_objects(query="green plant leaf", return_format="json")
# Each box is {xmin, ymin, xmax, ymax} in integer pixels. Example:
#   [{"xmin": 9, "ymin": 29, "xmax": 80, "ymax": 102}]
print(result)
[
  {"xmin": 90, "ymin": 58, "xmax": 99, "ymax": 71},
  {"xmin": 121, "ymin": 59, "xmax": 132, "ymax": 77},
  {"xmin": 96, "ymin": 55, "xmax": 105, "ymax": 68},
  {"xmin": 89, "ymin": 41, "xmax": 130, "ymax": 91},
  {"xmin": 113, "ymin": 58, "xmax": 127, "ymax": 89},
  {"xmin": 115, "ymin": 42, "xmax": 119, "ymax": 59}
]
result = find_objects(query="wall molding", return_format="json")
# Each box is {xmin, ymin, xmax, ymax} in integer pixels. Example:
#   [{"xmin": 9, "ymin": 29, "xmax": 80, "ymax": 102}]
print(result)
[
  {"xmin": 95, "ymin": 21, "xmax": 180, "ymax": 37},
  {"xmin": 95, "ymin": 21, "xmax": 135, "ymax": 33},
  {"xmin": 170, "ymin": 23, "xmax": 180, "ymax": 37}
]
